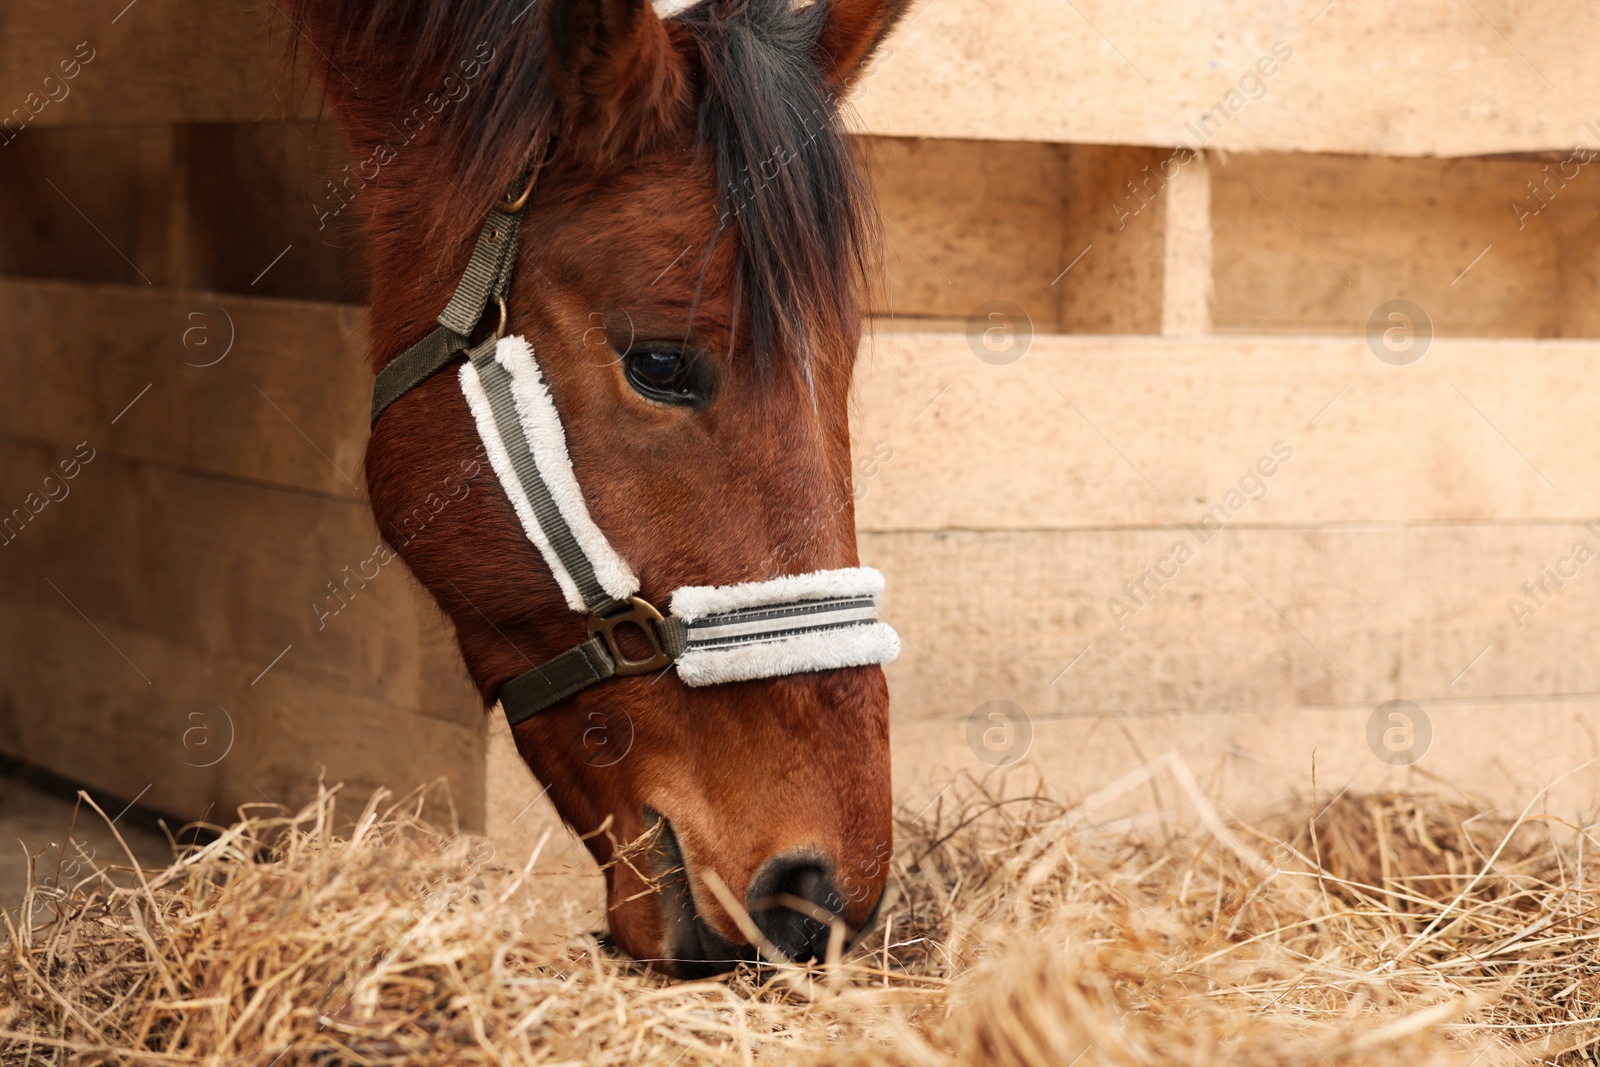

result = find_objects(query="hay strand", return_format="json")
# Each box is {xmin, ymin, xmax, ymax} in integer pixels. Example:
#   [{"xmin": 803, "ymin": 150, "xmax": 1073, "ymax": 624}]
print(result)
[{"xmin": 3, "ymin": 761, "xmax": 1597, "ymax": 1065}]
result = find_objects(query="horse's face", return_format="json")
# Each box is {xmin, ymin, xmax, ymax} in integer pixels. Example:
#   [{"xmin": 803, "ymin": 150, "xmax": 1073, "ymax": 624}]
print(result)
[{"xmin": 361, "ymin": 0, "xmax": 911, "ymax": 974}]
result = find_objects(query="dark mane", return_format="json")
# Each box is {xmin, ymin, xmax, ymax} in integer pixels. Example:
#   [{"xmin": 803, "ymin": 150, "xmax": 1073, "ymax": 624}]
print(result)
[
  {"xmin": 287, "ymin": 0, "xmax": 874, "ymax": 366},
  {"xmin": 285, "ymin": 0, "xmax": 556, "ymax": 229},
  {"xmin": 679, "ymin": 0, "xmax": 875, "ymax": 364}
]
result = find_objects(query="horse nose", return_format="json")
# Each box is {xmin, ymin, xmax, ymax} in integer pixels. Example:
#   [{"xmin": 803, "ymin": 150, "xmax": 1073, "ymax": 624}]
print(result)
[{"xmin": 746, "ymin": 857, "xmax": 845, "ymax": 962}]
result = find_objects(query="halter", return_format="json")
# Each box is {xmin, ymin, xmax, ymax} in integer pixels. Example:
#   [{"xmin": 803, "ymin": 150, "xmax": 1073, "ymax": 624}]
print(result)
[{"xmin": 369, "ymin": 159, "xmax": 899, "ymax": 727}]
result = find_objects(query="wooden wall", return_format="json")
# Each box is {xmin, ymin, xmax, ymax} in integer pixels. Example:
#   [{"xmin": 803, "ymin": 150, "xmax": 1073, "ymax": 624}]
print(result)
[
  {"xmin": 839, "ymin": 140, "xmax": 1600, "ymax": 822},
  {"xmin": 0, "ymin": 5, "xmax": 482, "ymax": 825},
  {"xmin": 848, "ymin": 0, "xmax": 1600, "ymax": 156},
  {"xmin": 3, "ymin": 2, "xmax": 1599, "ymax": 863}
]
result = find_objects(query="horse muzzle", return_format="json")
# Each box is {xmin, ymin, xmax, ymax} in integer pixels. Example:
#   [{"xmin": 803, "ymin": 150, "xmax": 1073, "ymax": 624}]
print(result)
[{"xmin": 648, "ymin": 813, "xmax": 866, "ymax": 977}]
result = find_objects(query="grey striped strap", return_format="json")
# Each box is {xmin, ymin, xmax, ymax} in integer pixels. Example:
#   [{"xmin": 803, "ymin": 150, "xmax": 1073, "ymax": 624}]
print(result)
[
  {"xmin": 684, "ymin": 596, "xmax": 878, "ymax": 649},
  {"xmin": 668, "ymin": 568, "xmax": 899, "ymax": 688},
  {"xmin": 466, "ymin": 336, "xmax": 620, "ymax": 616}
]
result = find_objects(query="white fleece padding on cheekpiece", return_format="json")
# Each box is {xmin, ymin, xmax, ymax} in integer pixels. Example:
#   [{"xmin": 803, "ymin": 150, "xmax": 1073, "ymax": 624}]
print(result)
[
  {"xmin": 670, "ymin": 567, "xmax": 901, "ymax": 687},
  {"xmin": 458, "ymin": 335, "xmax": 639, "ymax": 612}
]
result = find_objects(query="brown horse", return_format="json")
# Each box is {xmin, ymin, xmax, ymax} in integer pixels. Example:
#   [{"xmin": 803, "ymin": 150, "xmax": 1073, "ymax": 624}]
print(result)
[{"xmin": 290, "ymin": 0, "xmax": 911, "ymax": 975}]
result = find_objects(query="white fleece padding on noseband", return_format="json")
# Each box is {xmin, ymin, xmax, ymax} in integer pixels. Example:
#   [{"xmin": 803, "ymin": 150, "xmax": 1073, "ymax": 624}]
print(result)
[
  {"xmin": 669, "ymin": 567, "xmax": 885, "ymax": 621},
  {"xmin": 670, "ymin": 568, "xmax": 900, "ymax": 687},
  {"xmin": 676, "ymin": 623, "xmax": 901, "ymax": 686},
  {"xmin": 458, "ymin": 335, "xmax": 639, "ymax": 612}
]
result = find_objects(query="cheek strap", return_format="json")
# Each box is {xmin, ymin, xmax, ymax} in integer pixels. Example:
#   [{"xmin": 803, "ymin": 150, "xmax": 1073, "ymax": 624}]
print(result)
[{"xmin": 457, "ymin": 335, "xmax": 898, "ymax": 727}]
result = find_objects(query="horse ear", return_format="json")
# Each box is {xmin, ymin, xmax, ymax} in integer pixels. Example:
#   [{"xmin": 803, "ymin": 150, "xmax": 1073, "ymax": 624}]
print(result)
[
  {"xmin": 814, "ymin": 0, "xmax": 916, "ymax": 93},
  {"xmin": 547, "ymin": 0, "xmax": 692, "ymax": 159}
]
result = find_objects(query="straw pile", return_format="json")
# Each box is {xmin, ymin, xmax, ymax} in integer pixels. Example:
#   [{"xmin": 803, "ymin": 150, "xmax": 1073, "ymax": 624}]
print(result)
[{"xmin": 3, "ymin": 756, "xmax": 1597, "ymax": 1066}]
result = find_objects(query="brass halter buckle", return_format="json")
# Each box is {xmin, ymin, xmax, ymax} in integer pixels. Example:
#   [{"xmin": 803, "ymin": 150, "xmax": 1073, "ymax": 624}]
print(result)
[
  {"xmin": 501, "ymin": 170, "xmax": 536, "ymax": 214},
  {"xmin": 589, "ymin": 597, "xmax": 675, "ymax": 676},
  {"xmin": 500, "ymin": 134, "xmax": 554, "ymax": 214}
]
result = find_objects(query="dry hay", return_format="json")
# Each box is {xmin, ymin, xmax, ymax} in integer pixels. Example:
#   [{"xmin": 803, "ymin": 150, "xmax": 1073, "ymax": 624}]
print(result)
[{"xmin": 2, "ymin": 756, "xmax": 1598, "ymax": 1066}]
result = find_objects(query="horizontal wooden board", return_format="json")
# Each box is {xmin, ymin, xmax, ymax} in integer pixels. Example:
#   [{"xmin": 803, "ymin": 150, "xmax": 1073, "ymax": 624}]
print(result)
[
  {"xmin": 0, "ymin": 600, "xmax": 483, "ymax": 827},
  {"xmin": 1058, "ymin": 145, "xmax": 1168, "ymax": 335},
  {"xmin": 1209, "ymin": 153, "xmax": 1600, "ymax": 337},
  {"xmin": 9, "ymin": 1, "xmax": 1598, "ymax": 158},
  {"xmin": 0, "ymin": 0, "xmax": 309, "ymax": 130},
  {"xmin": 890, "ymin": 695, "xmax": 1600, "ymax": 826},
  {"xmin": 851, "ymin": 0, "xmax": 1600, "ymax": 157},
  {"xmin": 0, "ymin": 128, "xmax": 156, "ymax": 286},
  {"xmin": 0, "ymin": 439, "xmax": 477, "ymax": 722},
  {"xmin": 862, "ymin": 525, "xmax": 1600, "ymax": 718},
  {"xmin": 862, "ymin": 136, "xmax": 1073, "ymax": 327},
  {"xmin": 850, "ymin": 332, "xmax": 1600, "ymax": 530},
  {"xmin": 179, "ymin": 123, "xmax": 368, "ymax": 303},
  {"xmin": 0, "ymin": 279, "xmax": 368, "ymax": 497},
  {"xmin": 0, "ymin": 125, "xmax": 367, "ymax": 300}
]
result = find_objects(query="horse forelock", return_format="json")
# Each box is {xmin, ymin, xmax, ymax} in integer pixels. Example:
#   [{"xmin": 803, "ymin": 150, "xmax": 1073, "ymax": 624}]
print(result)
[
  {"xmin": 679, "ymin": 0, "xmax": 876, "ymax": 370},
  {"xmin": 288, "ymin": 0, "xmax": 873, "ymax": 376}
]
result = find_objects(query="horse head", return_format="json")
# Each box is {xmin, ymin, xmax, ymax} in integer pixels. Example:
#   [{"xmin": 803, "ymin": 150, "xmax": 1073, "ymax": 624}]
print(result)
[{"xmin": 293, "ymin": 0, "xmax": 912, "ymax": 974}]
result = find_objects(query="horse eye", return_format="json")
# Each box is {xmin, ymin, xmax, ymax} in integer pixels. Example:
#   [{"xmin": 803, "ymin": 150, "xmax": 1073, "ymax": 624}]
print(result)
[{"xmin": 623, "ymin": 347, "xmax": 693, "ymax": 401}]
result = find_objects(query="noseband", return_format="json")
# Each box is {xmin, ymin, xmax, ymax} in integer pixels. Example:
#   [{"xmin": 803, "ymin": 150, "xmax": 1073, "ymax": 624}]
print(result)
[{"xmin": 369, "ymin": 160, "xmax": 900, "ymax": 726}]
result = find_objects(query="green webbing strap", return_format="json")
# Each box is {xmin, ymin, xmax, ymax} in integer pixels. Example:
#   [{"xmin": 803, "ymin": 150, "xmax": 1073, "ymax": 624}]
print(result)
[
  {"xmin": 438, "ymin": 205, "xmax": 523, "ymax": 336},
  {"xmin": 659, "ymin": 617, "xmax": 689, "ymax": 658},
  {"xmin": 501, "ymin": 637, "xmax": 616, "ymax": 726},
  {"xmin": 500, "ymin": 617, "xmax": 689, "ymax": 725},
  {"xmin": 369, "ymin": 171, "xmax": 530, "ymax": 427},
  {"xmin": 370, "ymin": 326, "xmax": 467, "ymax": 426}
]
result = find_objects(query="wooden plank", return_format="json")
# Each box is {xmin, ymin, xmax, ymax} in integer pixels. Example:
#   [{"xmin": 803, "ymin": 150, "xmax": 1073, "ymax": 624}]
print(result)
[
  {"xmin": 890, "ymin": 696, "xmax": 1600, "ymax": 821},
  {"xmin": 862, "ymin": 136, "xmax": 1070, "ymax": 328},
  {"xmin": 1208, "ymin": 153, "xmax": 1599, "ymax": 337},
  {"xmin": 1, "ymin": 124, "xmax": 366, "ymax": 301},
  {"xmin": 1560, "ymin": 210, "xmax": 1600, "ymax": 337},
  {"xmin": 0, "ymin": 600, "xmax": 483, "ymax": 828},
  {"xmin": 851, "ymin": 0, "xmax": 1600, "ymax": 157},
  {"xmin": 0, "ymin": 439, "xmax": 478, "ymax": 721},
  {"xmin": 862, "ymin": 526, "xmax": 1600, "ymax": 720},
  {"xmin": 849, "ymin": 332, "xmax": 1600, "ymax": 531},
  {"xmin": 0, "ymin": 0, "xmax": 308, "ymax": 131},
  {"xmin": 0, "ymin": 434, "xmax": 487, "ymax": 826},
  {"xmin": 7, "ymin": 0, "xmax": 1596, "ymax": 159},
  {"xmin": 1160, "ymin": 154, "xmax": 1212, "ymax": 336},
  {"xmin": 180, "ymin": 123, "xmax": 368, "ymax": 304},
  {"xmin": 1057, "ymin": 145, "xmax": 1167, "ymax": 335},
  {"xmin": 0, "ymin": 278, "xmax": 369, "ymax": 498},
  {"xmin": 0, "ymin": 128, "xmax": 151, "ymax": 285}
]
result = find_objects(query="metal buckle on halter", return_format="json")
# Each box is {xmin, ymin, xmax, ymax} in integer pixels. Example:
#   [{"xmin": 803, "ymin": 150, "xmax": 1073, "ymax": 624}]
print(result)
[
  {"xmin": 589, "ymin": 597, "xmax": 676, "ymax": 676},
  {"xmin": 501, "ymin": 171, "xmax": 536, "ymax": 214},
  {"xmin": 500, "ymin": 135, "xmax": 554, "ymax": 214}
]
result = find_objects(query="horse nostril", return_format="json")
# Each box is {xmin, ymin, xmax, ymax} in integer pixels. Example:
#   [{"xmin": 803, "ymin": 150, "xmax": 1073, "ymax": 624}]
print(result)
[{"xmin": 747, "ymin": 858, "xmax": 845, "ymax": 963}]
